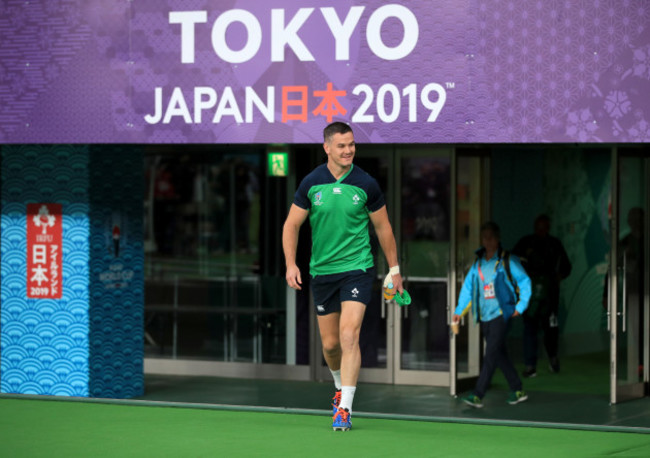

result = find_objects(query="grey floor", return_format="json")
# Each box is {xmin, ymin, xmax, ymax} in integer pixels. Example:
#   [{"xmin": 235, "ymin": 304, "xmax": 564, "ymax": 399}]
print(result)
[{"xmin": 137, "ymin": 372, "xmax": 650, "ymax": 433}]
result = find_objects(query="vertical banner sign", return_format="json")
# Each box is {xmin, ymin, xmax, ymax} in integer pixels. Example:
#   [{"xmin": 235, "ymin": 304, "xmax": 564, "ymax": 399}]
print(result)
[{"xmin": 27, "ymin": 203, "xmax": 63, "ymax": 299}]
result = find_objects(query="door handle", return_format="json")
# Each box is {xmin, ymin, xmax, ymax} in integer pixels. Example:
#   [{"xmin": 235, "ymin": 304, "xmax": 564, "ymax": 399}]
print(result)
[
  {"xmin": 606, "ymin": 265, "xmax": 611, "ymax": 332},
  {"xmin": 622, "ymin": 251, "xmax": 627, "ymax": 333},
  {"xmin": 403, "ymin": 285, "xmax": 408, "ymax": 319},
  {"xmin": 446, "ymin": 262, "xmax": 451, "ymax": 327}
]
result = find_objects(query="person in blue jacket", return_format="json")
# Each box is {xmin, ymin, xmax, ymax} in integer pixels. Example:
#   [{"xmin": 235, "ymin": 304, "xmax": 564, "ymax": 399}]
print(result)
[{"xmin": 453, "ymin": 221, "xmax": 532, "ymax": 408}]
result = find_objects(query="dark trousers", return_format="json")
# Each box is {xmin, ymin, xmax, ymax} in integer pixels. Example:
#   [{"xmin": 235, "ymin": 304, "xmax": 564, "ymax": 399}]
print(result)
[
  {"xmin": 523, "ymin": 301, "xmax": 559, "ymax": 368},
  {"xmin": 475, "ymin": 316, "xmax": 522, "ymax": 398}
]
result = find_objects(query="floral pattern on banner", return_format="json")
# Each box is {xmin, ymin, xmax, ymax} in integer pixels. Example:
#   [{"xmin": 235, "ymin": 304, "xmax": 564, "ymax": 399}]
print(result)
[{"xmin": 475, "ymin": 0, "xmax": 650, "ymax": 142}]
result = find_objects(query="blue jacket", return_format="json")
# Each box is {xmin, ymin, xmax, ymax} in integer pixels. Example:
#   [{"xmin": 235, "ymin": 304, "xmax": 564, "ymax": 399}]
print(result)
[{"xmin": 455, "ymin": 247, "xmax": 532, "ymax": 322}]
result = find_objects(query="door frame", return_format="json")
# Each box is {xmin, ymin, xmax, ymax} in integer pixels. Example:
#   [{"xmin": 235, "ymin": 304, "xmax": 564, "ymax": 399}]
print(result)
[
  {"xmin": 449, "ymin": 148, "xmax": 491, "ymax": 396},
  {"xmin": 609, "ymin": 147, "xmax": 649, "ymax": 404},
  {"xmin": 392, "ymin": 146, "xmax": 454, "ymax": 386}
]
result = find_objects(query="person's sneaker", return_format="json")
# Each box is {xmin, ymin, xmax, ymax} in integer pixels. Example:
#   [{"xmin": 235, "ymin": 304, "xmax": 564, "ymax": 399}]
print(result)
[
  {"xmin": 507, "ymin": 390, "xmax": 529, "ymax": 405},
  {"xmin": 461, "ymin": 394, "xmax": 483, "ymax": 408},
  {"xmin": 522, "ymin": 367, "xmax": 537, "ymax": 378},
  {"xmin": 332, "ymin": 407, "xmax": 351, "ymax": 431},
  {"xmin": 549, "ymin": 358, "xmax": 560, "ymax": 373},
  {"xmin": 331, "ymin": 390, "xmax": 341, "ymax": 415}
]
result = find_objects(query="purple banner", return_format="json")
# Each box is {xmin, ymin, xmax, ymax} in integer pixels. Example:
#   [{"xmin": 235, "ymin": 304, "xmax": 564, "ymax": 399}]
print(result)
[{"xmin": 0, "ymin": 0, "xmax": 649, "ymax": 144}]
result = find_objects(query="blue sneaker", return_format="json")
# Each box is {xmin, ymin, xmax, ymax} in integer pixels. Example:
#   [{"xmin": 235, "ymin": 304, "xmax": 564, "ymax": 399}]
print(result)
[
  {"xmin": 332, "ymin": 390, "xmax": 341, "ymax": 415},
  {"xmin": 332, "ymin": 407, "xmax": 351, "ymax": 431}
]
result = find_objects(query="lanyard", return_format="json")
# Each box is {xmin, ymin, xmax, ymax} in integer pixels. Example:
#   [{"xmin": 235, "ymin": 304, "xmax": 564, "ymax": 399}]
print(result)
[{"xmin": 477, "ymin": 258, "xmax": 500, "ymax": 283}]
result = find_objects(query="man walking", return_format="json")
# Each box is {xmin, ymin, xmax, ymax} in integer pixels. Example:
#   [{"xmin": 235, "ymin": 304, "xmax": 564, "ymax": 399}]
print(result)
[
  {"xmin": 513, "ymin": 214, "xmax": 572, "ymax": 376},
  {"xmin": 283, "ymin": 122, "xmax": 402, "ymax": 431}
]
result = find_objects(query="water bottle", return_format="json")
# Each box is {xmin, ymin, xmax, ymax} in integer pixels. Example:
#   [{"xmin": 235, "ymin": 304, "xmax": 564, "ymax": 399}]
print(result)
[{"xmin": 383, "ymin": 282, "xmax": 396, "ymax": 300}]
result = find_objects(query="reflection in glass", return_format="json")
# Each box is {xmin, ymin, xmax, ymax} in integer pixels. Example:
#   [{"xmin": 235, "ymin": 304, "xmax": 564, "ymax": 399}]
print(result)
[
  {"xmin": 143, "ymin": 149, "xmax": 288, "ymax": 364},
  {"xmin": 400, "ymin": 155, "xmax": 450, "ymax": 371}
]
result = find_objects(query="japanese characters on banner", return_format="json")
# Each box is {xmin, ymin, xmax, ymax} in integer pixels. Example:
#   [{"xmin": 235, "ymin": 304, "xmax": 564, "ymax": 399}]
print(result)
[{"xmin": 27, "ymin": 203, "xmax": 63, "ymax": 299}]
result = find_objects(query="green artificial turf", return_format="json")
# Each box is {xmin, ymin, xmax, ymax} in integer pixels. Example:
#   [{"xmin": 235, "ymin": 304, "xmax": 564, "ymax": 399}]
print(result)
[{"xmin": 1, "ymin": 398, "xmax": 649, "ymax": 457}]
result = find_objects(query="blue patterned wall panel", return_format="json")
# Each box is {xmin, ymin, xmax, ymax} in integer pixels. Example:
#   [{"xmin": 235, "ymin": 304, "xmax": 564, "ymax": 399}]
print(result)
[
  {"xmin": 1, "ymin": 145, "xmax": 144, "ymax": 398},
  {"xmin": 1, "ymin": 145, "xmax": 90, "ymax": 396},
  {"xmin": 88, "ymin": 147, "xmax": 144, "ymax": 398}
]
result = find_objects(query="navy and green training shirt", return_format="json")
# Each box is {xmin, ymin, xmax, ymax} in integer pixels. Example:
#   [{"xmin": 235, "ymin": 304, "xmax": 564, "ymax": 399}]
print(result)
[{"xmin": 294, "ymin": 163, "xmax": 386, "ymax": 276}]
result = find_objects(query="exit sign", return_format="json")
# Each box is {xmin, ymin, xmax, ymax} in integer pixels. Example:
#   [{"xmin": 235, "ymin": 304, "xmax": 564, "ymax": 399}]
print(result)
[{"xmin": 268, "ymin": 152, "xmax": 288, "ymax": 177}]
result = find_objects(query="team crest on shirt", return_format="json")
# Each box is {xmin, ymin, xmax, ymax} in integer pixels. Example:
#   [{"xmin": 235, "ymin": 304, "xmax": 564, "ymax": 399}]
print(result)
[
  {"xmin": 314, "ymin": 191, "xmax": 323, "ymax": 206},
  {"xmin": 352, "ymin": 194, "xmax": 360, "ymax": 205}
]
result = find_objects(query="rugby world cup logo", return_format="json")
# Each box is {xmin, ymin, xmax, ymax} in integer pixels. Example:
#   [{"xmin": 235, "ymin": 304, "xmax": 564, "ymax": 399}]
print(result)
[
  {"xmin": 314, "ymin": 191, "xmax": 323, "ymax": 206},
  {"xmin": 33, "ymin": 205, "xmax": 56, "ymax": 234}
]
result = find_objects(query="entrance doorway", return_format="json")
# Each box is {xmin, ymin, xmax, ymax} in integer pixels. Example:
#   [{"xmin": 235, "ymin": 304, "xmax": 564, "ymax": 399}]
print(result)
[
  {"xmin": 302, "ymin": 143, "xmax": 649, "ymax": 405},
  {"xmin": 489, "ymin": 145, "xmax": 649, "ymax": 404},
  {"xmin": 304, "ymin": 146, "xmax": 486, "ymax": 386},
  {"xmin": 486, "ymin": 146, "xmax": 612, "ymax": 399}
]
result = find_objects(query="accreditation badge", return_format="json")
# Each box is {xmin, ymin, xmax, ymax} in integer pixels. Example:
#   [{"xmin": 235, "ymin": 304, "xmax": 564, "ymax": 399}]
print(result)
[{"xmin": 483, "ymin": 282, "xmax": 496, "ymax": 299}]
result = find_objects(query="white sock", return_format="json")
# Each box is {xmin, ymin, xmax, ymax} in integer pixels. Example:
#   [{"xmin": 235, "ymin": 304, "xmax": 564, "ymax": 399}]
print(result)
[
  {"xmin": 340, "ymin": 386, "xmax": 356, "ymax": 413},
  {"xmin": 330, "ymin": 369, "xmax": 342, "ymax": 391}
]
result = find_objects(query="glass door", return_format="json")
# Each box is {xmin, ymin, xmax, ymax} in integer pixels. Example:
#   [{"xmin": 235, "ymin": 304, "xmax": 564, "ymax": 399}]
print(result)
[
  {"xmin": 325, "ymin": 147, "xmax": 454, "ymax": 386},
  {"xmin": 313, "ymin": 146, "xmax": 491, "ymax": 388},
  {"xmin": 394, "ymin": 147, "xmax": 453, "ymax": 385},
  {"xmin": 450, "ymin": 150, "xmax": 490, "ymax": 396},
  {"xmin": 609, "ymin": 148, "xmax": 649, "ymax": 403}
]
